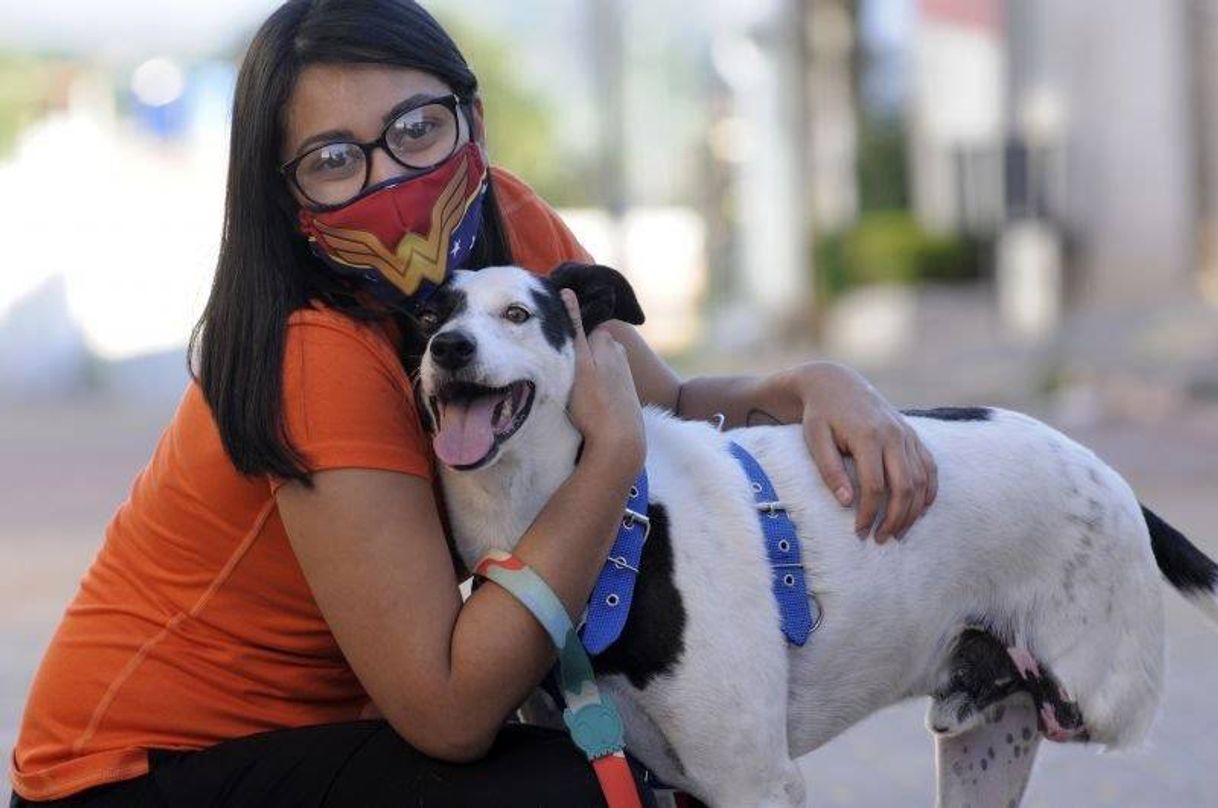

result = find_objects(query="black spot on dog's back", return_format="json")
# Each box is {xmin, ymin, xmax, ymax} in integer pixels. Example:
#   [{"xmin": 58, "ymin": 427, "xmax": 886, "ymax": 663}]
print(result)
[
  {"xmin": 530, "ymin": 285, "xmax": 575, "ymax": 352},
  {"xmin": 592, "ymin": 502, "xmax": 686, "ymax": 689},
  {"xmin": 902, "ymin": 406, "xmax": 993, "ymax": 422}
]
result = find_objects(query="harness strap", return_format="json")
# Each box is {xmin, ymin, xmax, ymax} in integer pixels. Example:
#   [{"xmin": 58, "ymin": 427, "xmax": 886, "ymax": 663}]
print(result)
[
  {"xmin": 581, "ymin": 470, "xmax": 650, "ymax": 654},
  {"xmin": 474, "ymin": 551, "xmax": 644, "ymax": 808},
  {"xmin": 727, "ymin": 441, "xmax": 816, "ymax": 646}
]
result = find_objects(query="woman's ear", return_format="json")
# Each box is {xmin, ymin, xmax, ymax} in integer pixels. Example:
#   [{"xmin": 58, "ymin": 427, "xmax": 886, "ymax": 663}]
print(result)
[{"xmin": 549, "ymin": 262, "xmax": 646, "ymax": 334}]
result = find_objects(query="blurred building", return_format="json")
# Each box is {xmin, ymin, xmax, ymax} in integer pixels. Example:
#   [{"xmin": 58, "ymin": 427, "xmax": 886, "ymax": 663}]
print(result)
[{"xmin": 909, "ymin": 0, "xmax": 1216, "ymax": 321}]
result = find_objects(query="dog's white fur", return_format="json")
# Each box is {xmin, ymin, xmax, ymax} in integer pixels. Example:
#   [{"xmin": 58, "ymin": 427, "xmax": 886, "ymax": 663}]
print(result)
[{"xmin": 420, "ymin": 266, "xmax": 1213, "ymax": 807}]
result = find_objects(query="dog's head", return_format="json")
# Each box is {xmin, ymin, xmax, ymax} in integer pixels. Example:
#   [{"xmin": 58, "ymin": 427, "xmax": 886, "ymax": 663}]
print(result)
[{"xmin": 417, "ymin": 262, "xmax": 644, "ymax": 471}]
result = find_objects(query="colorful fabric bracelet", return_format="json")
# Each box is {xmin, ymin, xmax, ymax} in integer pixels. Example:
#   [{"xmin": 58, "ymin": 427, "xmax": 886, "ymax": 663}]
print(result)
[{"xmin": 474, "ymin": 550, "xmax": 644, "ymax": 808}]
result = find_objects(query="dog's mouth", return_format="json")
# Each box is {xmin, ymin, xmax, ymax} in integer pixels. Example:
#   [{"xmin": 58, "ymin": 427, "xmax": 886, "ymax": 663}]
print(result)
[{"xmin": 429, "ymin": 379, "xmax": 536, "ymax": 471}]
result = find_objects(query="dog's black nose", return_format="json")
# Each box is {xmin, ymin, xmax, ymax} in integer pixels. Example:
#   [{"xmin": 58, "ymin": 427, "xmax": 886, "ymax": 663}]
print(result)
[{"xmin": 430, "ymin": 331, "xmax": 477, "ymax": 370}]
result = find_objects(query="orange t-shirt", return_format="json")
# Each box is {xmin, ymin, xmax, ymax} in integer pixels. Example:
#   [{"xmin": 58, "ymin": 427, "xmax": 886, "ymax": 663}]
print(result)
[{"xmin": 9, "ymin": 167, "xmax": 592, "ymax": 801}]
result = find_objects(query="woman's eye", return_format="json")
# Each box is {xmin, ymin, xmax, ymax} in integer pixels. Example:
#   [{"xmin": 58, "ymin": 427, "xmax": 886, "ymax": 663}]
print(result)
[
  {"xmin": 389, "ymin": 112, "xmax": 442, "ymax": 149},
  {"xmin": 302, "ymin": 143, "xmax": 362, "ymax": 178},
  {"xmin": 396, "ymin": 120, "xmax": 436, "ymax": 141},
  {"xmin": 504, "ymin": 305, "xmax": 531, "ymax": 324}
]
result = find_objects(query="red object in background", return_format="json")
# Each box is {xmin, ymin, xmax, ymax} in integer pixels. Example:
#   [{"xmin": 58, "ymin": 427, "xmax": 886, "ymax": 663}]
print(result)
[{"xmin": 920, "ymin": 0, "xmax": 1004, "ymax": 34}]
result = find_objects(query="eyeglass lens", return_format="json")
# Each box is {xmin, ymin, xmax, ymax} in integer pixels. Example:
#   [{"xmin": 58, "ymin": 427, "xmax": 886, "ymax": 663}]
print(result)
[{"xmin": 294, "ymin": 99, "xmax": 460, "ymax": 207}]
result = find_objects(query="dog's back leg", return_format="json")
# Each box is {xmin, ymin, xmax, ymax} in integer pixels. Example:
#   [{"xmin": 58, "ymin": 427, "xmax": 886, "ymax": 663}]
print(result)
[
  {"xmin": 934, "ymin": 692, "xmax": 1042, "ymax": 808},
  {"xmin": 927, "ymin": 627, "xmax": 1090, "ymax": 743}
]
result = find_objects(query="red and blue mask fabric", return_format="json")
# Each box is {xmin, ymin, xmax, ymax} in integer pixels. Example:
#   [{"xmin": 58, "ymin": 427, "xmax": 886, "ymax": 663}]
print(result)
[{"xmin": 298, "ymin": 141, "xmax": 488, "ymax": 309}]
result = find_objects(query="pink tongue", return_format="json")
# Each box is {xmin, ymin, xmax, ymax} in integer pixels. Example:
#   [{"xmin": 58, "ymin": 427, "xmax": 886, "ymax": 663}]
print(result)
[{"xmin": 434, "ymin": 395, "xmax": 502, "ymax": 467}]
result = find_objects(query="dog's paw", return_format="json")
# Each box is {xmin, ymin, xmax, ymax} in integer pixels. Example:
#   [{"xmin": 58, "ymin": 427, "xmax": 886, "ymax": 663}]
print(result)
[{"xmin": 1036, "ymin": 687, "xmax": 1090, "ymax": 743}]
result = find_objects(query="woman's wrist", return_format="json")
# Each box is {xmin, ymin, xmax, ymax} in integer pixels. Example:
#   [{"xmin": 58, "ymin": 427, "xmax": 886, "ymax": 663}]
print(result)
[
  {"xmin": 681, "ymin": 366, "xmax": 810, "ymax": 428},
  {"xmin": 763, "ymin": 361, "xmax": 864, "ymax": 420},
  {"xmin": 580, "ymin": 433, "xmax": 645, "ymax": 488},
  {"xmin": 750, "ymin": 369, "xmax": 804, "ymax": 424}
]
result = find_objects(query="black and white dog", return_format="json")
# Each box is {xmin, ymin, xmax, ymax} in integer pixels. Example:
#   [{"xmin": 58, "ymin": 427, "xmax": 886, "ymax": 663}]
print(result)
[{"xmin": 415, "ymin": 263, "xmax": 1218, "ymax": 807}]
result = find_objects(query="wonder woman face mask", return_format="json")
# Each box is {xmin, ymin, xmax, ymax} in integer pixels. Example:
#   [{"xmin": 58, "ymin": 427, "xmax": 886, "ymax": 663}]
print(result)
[{"xmin": 297, "ymin": 141, "xmax": 488, "ymax": 309}]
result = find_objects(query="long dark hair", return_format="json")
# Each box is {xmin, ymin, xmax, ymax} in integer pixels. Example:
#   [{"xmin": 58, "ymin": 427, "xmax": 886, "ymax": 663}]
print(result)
[{"xmin": 189, "ymin": 0, "xmax": 512, "ymax": 484}]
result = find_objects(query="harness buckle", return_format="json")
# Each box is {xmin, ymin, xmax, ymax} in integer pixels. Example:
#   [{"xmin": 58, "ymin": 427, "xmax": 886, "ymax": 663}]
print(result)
[
  {"xmin": 622, "ymin": 508, "xmax": 651, "ymax": 533},
  {"xmin": 608, "ymin": 555, "xmax": 641, "ymax": 574},
  {"xmin": 755, "ymin": 500, "xmax": 786, "ymax": 516}
]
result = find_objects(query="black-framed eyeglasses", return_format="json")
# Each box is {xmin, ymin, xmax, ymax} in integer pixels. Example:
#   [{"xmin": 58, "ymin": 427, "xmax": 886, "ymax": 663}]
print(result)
[{"xmin": 281, "ymin": 93, "xmax": 465, "ymax": 209}]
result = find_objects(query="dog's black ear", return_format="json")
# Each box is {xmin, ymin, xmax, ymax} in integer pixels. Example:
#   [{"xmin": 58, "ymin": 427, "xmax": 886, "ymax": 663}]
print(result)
[{"xmin": 548, "ymin": 262, "xmax": 645, "ymax": 333}]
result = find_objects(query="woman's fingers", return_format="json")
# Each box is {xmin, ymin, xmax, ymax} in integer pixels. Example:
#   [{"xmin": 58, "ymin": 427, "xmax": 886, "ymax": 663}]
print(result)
[
  {"xmin": 561, "ymin": 289, "xmax": 592, "ymax": 366},
  {"xmin": 560, "ymin": 290, "xmax": 645, "ymax": 476},
  {"xmin": 875, "ymin": 439, "xmax": 913, "ymax": 541},
  {"xmin": 779, "ymin": 362, "xmax": 939, "ymax": 541},
  {"xmin": 916, "ymin": 436, "xmax": 939, "ymax": 509},
  {"xmin": 804, "ymin": 416, "xmax": 854, "ymax": 507},
  {"xmin": 852, "ymin": 441, "xmax": 886, "ymax": 540},
  {"xmin": 889, "ymin": 437, "xmax": 928, "ymax": 539},
  {"xmin": 591, "ymin": 331, "xmax": 634, "ymax": 389}
]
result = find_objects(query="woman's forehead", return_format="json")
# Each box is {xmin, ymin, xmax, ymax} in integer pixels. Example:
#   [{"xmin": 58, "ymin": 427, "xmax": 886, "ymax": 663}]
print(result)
[{"xmin": 284, "ymin": 64, "xmax": 453, "ymax": 155}]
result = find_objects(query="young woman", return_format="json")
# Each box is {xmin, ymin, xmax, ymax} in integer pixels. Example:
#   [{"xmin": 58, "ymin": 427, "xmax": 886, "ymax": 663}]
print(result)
[{"xmin": 9, "ymin": 1, "xmax": 937, "ymax": 805}]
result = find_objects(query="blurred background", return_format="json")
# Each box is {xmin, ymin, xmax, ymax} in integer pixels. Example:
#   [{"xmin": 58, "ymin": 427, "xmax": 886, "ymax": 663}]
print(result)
[{"xmin": 2, "ymin": 0, "xmax": 1216, "ymax": 804}]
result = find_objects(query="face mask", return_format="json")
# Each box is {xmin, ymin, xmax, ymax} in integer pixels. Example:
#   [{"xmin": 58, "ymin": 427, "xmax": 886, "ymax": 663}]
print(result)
[{"xmin": 297, "ymin": 141, "xmax": 488, "ymax": 309}]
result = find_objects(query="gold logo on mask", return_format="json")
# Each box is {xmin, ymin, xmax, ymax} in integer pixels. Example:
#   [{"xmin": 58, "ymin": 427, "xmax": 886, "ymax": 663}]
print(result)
[{"xmin": 310, "ymin": 155, "xmax": 474, "ymax": 295}]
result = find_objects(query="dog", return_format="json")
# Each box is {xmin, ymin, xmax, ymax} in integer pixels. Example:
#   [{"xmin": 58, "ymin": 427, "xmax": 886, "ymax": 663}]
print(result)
[{"xmin": 414, "ymin": 262, "xmax": 1218, "ymax": 807}]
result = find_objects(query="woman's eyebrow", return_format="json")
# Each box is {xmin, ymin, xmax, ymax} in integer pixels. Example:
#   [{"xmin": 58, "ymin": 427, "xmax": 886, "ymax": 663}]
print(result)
[
  {"xmin": 294, "ymin": 128, "xmax": 355, "ymax": 158},
  {"xmin": 291, "ymin": 94, "xmax": 441, "ymax": 158},
  {"xmin": 383, "ymin": 93, "xmax": 441, "ymax": 125}
]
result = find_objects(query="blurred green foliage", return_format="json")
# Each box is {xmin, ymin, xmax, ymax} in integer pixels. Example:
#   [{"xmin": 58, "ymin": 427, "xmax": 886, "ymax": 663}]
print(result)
[
  {"xmin": 856, "ymin": 113, "xmax": 909, "ymax": 212},
  {"xmin": 816, "ymin": 109, "xmax": 984, "ymax": 301},
  {"xmin": 815, "ymin": 210, "xmax": 985, "ymax": 299},
  {"xmin": 438, "ymin": 15, "xmax": 594, "ymax": 207},
  {"xmin": 0, "ymin": 53, "xmax": 51, "ymax": 158}
]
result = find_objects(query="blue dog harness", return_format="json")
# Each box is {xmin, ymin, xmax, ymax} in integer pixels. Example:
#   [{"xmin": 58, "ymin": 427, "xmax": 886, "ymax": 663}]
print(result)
[
  {"xmin": 727, "ymin": 441, "xmax": 817, "ymax": 645},
  {"xmin": 580, "ymin": 470, "xmax": 651, "ymax": 654},
  {"xmin": 579, "ymin": 442, "xmax": 818, "ymax": 653}
]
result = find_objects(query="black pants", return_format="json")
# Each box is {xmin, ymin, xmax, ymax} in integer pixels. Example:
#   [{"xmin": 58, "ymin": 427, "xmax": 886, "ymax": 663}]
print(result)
[{"xmin": 10, "ymin": 721, "xmax": 658, "ymax": 808}]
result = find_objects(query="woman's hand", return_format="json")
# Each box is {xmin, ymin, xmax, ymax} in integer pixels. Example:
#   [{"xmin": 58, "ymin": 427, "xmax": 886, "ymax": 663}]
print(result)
[
  {"xmin": 562, "ymin": 289, "xmax": 646, "ymax": 482},
  {"xmin": 779, "ymin": 362, "xmax": 937, "ymax": 542}
]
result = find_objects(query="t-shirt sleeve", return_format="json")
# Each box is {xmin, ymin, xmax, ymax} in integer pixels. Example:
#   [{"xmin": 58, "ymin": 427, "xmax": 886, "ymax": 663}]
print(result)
[
  {"xmin": 272, "ymin": 316, "xmax": 433, "ymax": 491},
  {"xmin": 528, "ymin": 202, "xmax": 594, "ymax": 268},
  {"xmin": 492, "ymin": 167, "xmax": 594, "ymax": 275}
]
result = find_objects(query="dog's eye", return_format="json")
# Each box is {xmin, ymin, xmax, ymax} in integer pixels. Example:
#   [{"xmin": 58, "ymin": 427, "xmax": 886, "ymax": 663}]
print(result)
[
  {"xmin": 503, "ymin": 304, "xmax": 531, "ymax": 325},
  {"xmin": 417, "ymin": 311, "xmax": 441, "ymax": 333}
]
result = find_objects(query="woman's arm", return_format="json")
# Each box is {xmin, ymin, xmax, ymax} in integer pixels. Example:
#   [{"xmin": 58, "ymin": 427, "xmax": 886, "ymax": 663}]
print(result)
[
  {"xmin": 278, "ymin": 294, "xmax": 644, "ymax": 763},
  {"xmin": 605, "ymin": 321, "xmax": 937, "ymax": 543}
]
